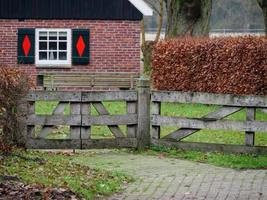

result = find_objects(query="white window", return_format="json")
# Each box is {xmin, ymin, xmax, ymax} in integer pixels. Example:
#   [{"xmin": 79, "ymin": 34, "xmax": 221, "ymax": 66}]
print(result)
[{"xmin": 35, "ymin": 29, "xmax": 71, "ymax": 67}]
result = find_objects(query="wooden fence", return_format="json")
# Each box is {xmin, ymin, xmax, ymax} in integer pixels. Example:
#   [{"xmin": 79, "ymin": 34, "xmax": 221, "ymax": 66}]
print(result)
[
  {"xmin": 151, "ymin": 91, "xmax": 267, "ymax": 154},
  {"xmin": 26, "ymin": 90, "xmax": 141, "ymax": 149},
  {"xmin": 24, "ymin": 79, "xmax": 267, "ymax": 153}
]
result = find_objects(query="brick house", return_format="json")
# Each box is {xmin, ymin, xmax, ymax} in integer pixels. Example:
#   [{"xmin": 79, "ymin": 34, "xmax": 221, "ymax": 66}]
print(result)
[{"xmin": 0, "ymin": 0, "xmax": 152, "ymax": 90}]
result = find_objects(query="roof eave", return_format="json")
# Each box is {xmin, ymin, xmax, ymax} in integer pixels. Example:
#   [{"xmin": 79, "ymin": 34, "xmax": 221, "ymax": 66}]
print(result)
[{"xmin": 128, "ymin": 0, "xmax": 153, "ymax": 16}]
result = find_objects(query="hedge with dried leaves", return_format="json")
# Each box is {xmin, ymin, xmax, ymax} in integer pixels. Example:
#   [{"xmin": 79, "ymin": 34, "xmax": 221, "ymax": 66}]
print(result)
[
  {"xmin": 0, "ymin": 66, "xmax": 32, "ymax": 150},
  {"xmin": 152, "ymin": 37, "xmax": 267, "ymax": 95}
]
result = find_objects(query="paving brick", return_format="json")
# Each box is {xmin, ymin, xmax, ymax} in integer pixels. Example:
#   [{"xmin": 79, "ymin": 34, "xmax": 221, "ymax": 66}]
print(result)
[{"xmin": 73, "ymin": 150, "xmax": 267, "ymax": 200}]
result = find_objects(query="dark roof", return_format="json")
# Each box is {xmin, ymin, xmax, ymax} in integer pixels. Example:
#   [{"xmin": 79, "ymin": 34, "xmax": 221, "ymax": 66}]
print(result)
[{"xmin": 0, "ymin": 0, "xmax": 143, "ymax": 20}]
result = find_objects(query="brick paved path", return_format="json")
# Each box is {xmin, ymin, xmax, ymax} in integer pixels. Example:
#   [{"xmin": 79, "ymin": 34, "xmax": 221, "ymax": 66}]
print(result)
[{"xmin": 74, "ymin": 150, "xmax": 267, "ymax": 200}]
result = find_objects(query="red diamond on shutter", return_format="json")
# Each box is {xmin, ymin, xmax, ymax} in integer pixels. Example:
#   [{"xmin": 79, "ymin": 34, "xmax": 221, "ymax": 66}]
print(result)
[
  {"xmin": 22, "ymin": 35, "xmax": 31, "ymax": 57},
  {"xmin": 76, "ymin": 35, "xmax": 85, "ymax": 57}
]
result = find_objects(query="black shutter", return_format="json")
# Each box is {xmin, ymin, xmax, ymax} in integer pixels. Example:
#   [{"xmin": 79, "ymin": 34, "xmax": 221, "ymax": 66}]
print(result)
[
  {"xmin": 72, "ymin": 29, "xmax": 90, "ymax": 65},
  {"xmin": 17, "ymin": 28, "xmax": 35, "ymax": 64}
]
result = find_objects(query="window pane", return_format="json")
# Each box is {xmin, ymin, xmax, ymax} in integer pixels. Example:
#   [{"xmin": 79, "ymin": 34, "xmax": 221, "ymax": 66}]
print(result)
[
  {"xmin": 39, "ymin": 52, "xmax": 47, "ymax": 60},
  {"xmin": 59, "ymin": 32, "xmax": 67, "ymax": 40},
  {"xmin": 59, "ymin": 52, "xmax": 67, "ymax": 60},
  {"xmin": 39, "ymin": 32, "xmax": 47, "ymax": 40},
  {"xmin": 59, "ymin": 42, "xmax": 67, "ymax": 50},
  {"xmin": 49, "ymin": 51, "xmax": 57, "ymax": 60},
  {"xmin": 49, "ymin": 42, "xmax": 57, "ymax": 50},
  {"xmin": 39, "ymin": 42, "xmax": 47, "ymax": 50},
  {"xmin": 49, "ymin": 32, "xmax": 57, "ymax": 40}
]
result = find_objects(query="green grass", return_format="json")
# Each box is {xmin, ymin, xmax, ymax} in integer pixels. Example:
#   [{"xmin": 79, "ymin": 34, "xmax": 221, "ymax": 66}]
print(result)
[
  {"xmin": 35, "ymin": 101, "xmax": 127, "ymax": 139},
  {"xmin": 34, "ymin": 101, "xmax": 267, "ymax": 146},
  {"xmin": 0, "ymin": 150, "xmax": 132, "ymax": 199},
  {"xmin": 160, "ymin": 103, "xmax": 267, "ymax": 146},
  {"xmin": 145, "ymin": 146, "xmax": 267, "ymax": 170}
]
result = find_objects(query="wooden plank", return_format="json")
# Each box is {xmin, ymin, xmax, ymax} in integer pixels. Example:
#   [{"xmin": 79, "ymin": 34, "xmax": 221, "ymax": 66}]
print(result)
[
  {"xmin": 151, "ymin": 139, "xmax": 267, "ymax": 155},
  {"xmin": 163, "ymin": 106, "xmax": 242, "ymax": 140},
  {"xmin": 151, "ymin": 115, "xmax": 267, "ymax": 132},
  {"xmin": 82, "ymin": 114, "xmax": 137, "ymax": 126},
  {"xmin": 42, "ymin": 72, "xmax": 139, "ymax": 89},
  {"xmin": 26, "ymin": 91, "xmax": 81, "ymax": 102},
  {"xmin": 41, "ymin": 72, "xmax": 139, "ymax": 76},
  {"xmin": 151, "ymin": 91, "xmax": 267, "ymax": 107},
  {"xmin": 81, "ymin": 103, "xmax": 91, "ymax": 139},
  {"xmin": 92, "ymin": 102, "xmax": 125, "ymax": 138},
  {"xmin": 82, "ymin": 91, "xmax": 137, "ymax": 102},
  {"xmin": 245, "ymin": 108, "xmax": 256, "ymax": 146},
  {"xmin": 27, "ymin": 115, "xmax": 81, "ymax": 126},
  {"xmin": 26, "ymin": 138, "xmax": 81, "ymax": 149},
  {"xmin": 151, "ymin": 102, "xmax": 161, "ymax": 139},
  {"xmin": 70, "ymin": 103, "xmax": 81, "ymax": 139},
  {"xmin": 126, "ymin": 101, "xmax": 137, "ymax": 138},
  {"xmin": 27, "ymin": 101, "xmax": 35, "ymax": 138},
  {"xmin": 50, "ymin": 77, "xmax": 133, "ymax": 81},
  {"xmin": 137, "ymin": 79, "xmax": 151, "ymax": 149},
  {"xmin": 38, "ymin": 102, "xmax": 68, "ymax": 138},
  {"xmin": 39, "ymin": 72, "xmax": 139, "ymax": 78},
  {"xmin": 50, "ymin": 84, "xmax": 132, "ymax": 88},
  {"xmin": 82, "ymin": 138, "xmax": 137, "ymax": 149}
]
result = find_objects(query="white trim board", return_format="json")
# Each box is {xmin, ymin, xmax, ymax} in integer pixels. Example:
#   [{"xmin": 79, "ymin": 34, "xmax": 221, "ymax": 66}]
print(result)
[{"xmin": 128, "ymin": 0, "xmax": 153, "ymax": 16}]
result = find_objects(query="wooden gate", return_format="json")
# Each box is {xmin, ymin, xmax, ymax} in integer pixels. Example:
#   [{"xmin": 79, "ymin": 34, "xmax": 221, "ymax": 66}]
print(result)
[
  {"xmin": 151, "ymin": 91, "xmax": 267, "ymax": 154},
  {"xmin": 26, "ymin": 91, "xmax": 139, "ymax": 149}
]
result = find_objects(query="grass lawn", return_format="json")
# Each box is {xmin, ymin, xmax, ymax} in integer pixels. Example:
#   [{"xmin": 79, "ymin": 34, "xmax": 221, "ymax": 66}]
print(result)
[
  {"xmin": 0, "ymin": 150, "xmax": 132, "ymax": 199},
  {"xmin": 143, "ymin": 146, "xmax": 267, "ymax": 170},
  {"xmin": 35, "ymin": 101, "xmax": 267, "ymax": 146}
]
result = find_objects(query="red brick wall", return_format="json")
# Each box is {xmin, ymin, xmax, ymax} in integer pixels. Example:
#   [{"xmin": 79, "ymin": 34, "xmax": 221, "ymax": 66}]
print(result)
[{"xmin": 0, "ymin": 19, "xmax": 141, "ymax": 81}]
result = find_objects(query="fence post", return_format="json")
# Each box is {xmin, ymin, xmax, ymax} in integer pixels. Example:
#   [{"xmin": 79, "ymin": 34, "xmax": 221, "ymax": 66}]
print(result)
[
  {"xmin": 137, "ymin": 78, "xmax": 150, "ymax": 150},
  {"xmin": 17, "ymin": 99, "xmax": 28, "ymax": 147},
  {"xmin": 151, "ymin": 102, "xmax": 161, "ymax": 140},
  {"xmin": 245, "ymin": 107, "xmax": 256, "ymax": 146}
]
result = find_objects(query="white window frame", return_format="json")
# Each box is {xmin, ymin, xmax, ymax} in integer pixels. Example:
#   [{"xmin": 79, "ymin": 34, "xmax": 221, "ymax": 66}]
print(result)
[{"xmin": 35, "ymin": 28, "xmax": 72, "ymax": 67}]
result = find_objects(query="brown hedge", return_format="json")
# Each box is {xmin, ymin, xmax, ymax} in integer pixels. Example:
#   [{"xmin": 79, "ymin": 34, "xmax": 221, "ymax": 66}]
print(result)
[
  {"xmin": 152, "ymin": 37, "xmax": 267, "ymax": 96},
  {"xmin": 0, "ymin": 66, "xmax": 33, "ymax": 150}
]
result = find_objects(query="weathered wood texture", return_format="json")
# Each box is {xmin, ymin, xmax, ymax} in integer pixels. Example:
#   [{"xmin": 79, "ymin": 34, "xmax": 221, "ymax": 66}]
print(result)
[
  {"xmin": 137, "ymin": 79, "xmax": 151, "ymax": 149},
  {"xmin": 25, "ymin": 89, "xmax": 267, "ymax": 153},
  {"xmin": 26, "ymin": 138, "xmax": 81, "ymax": 149},
  {"xmin": 151, "ymin": 102, "xmax": 161, "ymax": 139},
  {"xmin": 27, "ymin": 101, "xmax": 35, "ymax": 138},
  {"xmin": 27, "ymin": 91, "xmax": 81, "ymax": 102},
  {"xmin": 27, "ymin": 138, "xmax": 137, "ymax": 149},
  {"xmin": 152, "ymin": 91, "xmax": 267, "ymax": 107},
  {"xmin": 39, "ymin": 102, "xmax": 68, "ymax": 138},
  {"xmin": 151, "ymin": 139, "xmax": 267, "ymax": 155},
  {"xmin": 70, "ymin": 103, "xmax": 81, "ymax": 139},
  {"xmin": 151, "ymin": 115, "xmax": 267, "ymax": 132},
  {"xmin": 151, "ymin": 90, "xmax": 267, "ymax": 153},
  {"xmin": 82, "ymin": 91, "xmax": 137, "ymax": 102},
  {"xmin": 163, "ymin": 106, "xmax": 242, "ymax": 140},
  {"xmin": 42, "ymin": 72, "xmax": 139, "ymax": 90},
  {"xmin": 25, "ymin": 90, "xmax": 139, "ymax": 149},
  {"xmin": 82, "ymin": 114, "xmax": 138, "ymax": 126},
  {"xmin": 245, "ymin": 108, "xmax": 256, "ymax": 146},
  {"xmin": 127, "ymin": 101, "xmax": 138, "ymax": 138},
  {"xmin": 81, "ymin": 103, "xmax": 91, "ymax": 139},
  {"xmin": 82, "ymin": 138, "xmax": 137, "ymax": 149},
  {"xmin": 92, "ymin": 102, "xmax": 125, "ymax": 138}
]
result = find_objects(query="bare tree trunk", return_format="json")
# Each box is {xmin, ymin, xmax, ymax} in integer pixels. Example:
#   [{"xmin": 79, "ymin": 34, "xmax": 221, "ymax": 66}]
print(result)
[
  {"xmin": 258, "ymin": 0, "xmax": 267, "ymax": 36},
  {"xmin": 155, "ymin": 0, "xmax": 164, "ymax": 42},
  {"xmin": 165, "ymin": 0, "xmax": 212, "ymax": 37},
  {"xmin": 141, "ymin": 0, "xmax": 165, "ymax": 74},
  {"xmin": 265, "ymin": 12, "xmax": 267, "ymax": 36},
  {"xmin": 141, "ymin": 19, "xmax": 146, "ymax": 48}
]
